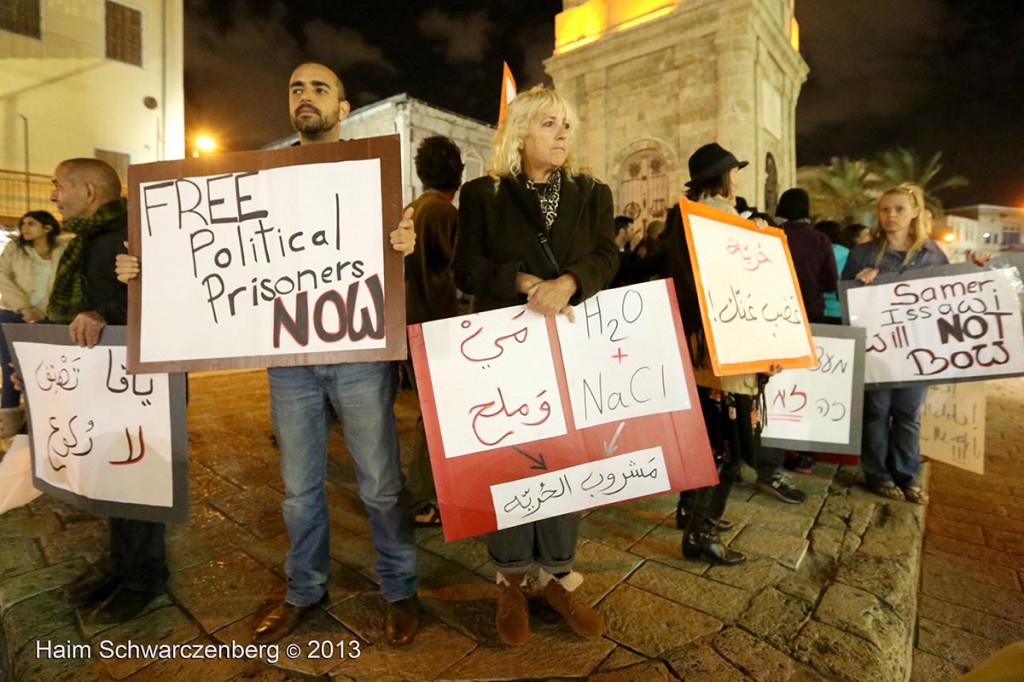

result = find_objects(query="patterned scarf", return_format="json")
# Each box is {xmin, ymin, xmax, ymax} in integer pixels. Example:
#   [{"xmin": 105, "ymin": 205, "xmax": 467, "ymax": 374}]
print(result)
[
  {"xmin": 47, "ymin": 198, "xmax": 127, "ymax": 323},
  {"xmin": 525, "ymin": 168, "xmax": 562, "ymax": 230}
]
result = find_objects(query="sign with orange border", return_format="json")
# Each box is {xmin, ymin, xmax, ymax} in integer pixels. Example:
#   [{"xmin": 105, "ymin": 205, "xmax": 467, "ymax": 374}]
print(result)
[{"xmin": 679, "ymin": 198, "xmax": 816, "ymax": 375}]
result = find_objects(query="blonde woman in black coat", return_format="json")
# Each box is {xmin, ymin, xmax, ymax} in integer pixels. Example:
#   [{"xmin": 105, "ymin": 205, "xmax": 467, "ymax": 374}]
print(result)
[{"xmin": 453, "ymin": 85, "xmax": 618, "ymax": 646}]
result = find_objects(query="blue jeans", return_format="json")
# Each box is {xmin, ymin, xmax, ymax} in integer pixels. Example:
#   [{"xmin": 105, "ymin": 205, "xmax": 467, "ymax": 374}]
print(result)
[
  {"xmin": 268, "ymin": 361, "xmax": 416, "ymax": 606},
  {"xmin": 861, "ymin": 386, "xmax": 928, "ymax": 487},
  {"xmin": 0, "ymin": 309, "xmax": 26, "ymax": 408}
]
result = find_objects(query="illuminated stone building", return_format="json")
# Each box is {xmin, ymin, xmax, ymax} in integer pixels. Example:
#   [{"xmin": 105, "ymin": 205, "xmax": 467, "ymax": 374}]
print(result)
[{"xmin": 546, "ymin": 0, "xmax": 808, "ymax": 226}]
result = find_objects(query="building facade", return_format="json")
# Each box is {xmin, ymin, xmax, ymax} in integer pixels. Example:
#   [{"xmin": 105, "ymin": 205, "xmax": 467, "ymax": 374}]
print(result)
[
  {"xmin": 0, "ymin": 0, "xmax": 185, "ymax": 225},
  {"xmin": 266, "ymin": 94, "xmax": 495, "ymax": 206},
  {"xmin": 545, "ymin": 0, "xmax": 807, "ymax": 229}
]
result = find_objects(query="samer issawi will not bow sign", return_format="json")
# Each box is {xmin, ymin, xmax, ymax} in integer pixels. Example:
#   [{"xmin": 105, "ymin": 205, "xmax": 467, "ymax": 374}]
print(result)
[{"xmin": 841, "ymin": 263, "xmax": 1024, "ymax": 388}]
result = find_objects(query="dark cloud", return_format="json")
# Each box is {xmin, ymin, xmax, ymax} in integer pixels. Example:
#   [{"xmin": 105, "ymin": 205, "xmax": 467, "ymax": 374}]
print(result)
[
  {"xmin": 796, "ymin": 0, "xmax": 1024, "ymax": 206},
  {"xmin": 417, "ymin": 9, "xmax": 494, "ymax": 63},
  {"xmin": 796, "ymin": 0, "xmax": 943, "ymax": 131},
  {"xmin": 185, "ymin": 0, "xmax": 396, "ymax": 149}
]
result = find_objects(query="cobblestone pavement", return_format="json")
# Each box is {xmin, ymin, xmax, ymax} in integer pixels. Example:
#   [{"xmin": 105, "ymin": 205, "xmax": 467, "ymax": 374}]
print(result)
[
  {"xmin": 911, "ymin": 377, "xmax": 1024, "ymax": 681},
  {"xmin": 4, "ymin": 371, "xmax": 1011, "ymax": 681}
]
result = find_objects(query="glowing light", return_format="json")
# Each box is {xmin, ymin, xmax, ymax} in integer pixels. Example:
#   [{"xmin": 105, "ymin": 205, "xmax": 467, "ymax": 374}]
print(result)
[
  {"xmin": 195, "ymin": 135, "xmax": 217, "ymax": 153},
  {"xmin": 789, "ymin": 17, "xmax": 800, "ymax": 51},
  {"xmin": 942, "ymin": 232, "xmax": 956, "ymax": 243},
  {"xmin": 554, "ymin": 0, "xmax": 680, "ymax": 54}
]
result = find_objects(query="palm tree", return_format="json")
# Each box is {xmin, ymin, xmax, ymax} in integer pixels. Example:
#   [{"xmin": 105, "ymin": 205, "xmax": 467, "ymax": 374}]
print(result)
[
  {"xmin": 869, "ymin": 148, "xmax": 969, "ymax": 214},
  {"xmin": 797, "ymin": 156, "xmax": 877, "ymax": 224}
]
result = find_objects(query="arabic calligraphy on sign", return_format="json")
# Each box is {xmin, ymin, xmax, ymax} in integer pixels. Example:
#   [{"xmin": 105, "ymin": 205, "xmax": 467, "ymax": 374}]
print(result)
[
  {"xmin": 490, "ymin": 447, "xmax": 670, "ymax": 529},
  {"xmin": 422, "ymin": 306, "xmax": 568, "ymax": 458}
]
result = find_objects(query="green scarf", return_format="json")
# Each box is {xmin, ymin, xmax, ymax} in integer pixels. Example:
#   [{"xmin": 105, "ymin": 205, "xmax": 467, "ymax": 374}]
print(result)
[{"xmin": 47, "ymin": 198, "xmax": 127, "ymax": 323}]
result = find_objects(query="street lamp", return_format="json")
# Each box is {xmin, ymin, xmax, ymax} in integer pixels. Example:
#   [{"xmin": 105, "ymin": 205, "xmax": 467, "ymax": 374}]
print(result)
[{"xmin": 192, "ymin": 134, "xmax": 217, "ymax": 157}]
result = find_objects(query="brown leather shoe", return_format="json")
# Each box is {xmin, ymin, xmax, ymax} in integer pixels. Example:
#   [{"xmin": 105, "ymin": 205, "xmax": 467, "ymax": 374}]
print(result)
[
  {"xmin": 385, "ymin": 595, "xmax": 421, "ymax": 645},
  {"xmin": 496, "ymin": 573, "xmax": 529, "ymax": 646},
  {"xmin": 251, "ymin": 594, "xmax": 326, "ymax": 644},
  {"xmin": 543, "ymin": 579, "xmax": 604, "ymax": 639}
]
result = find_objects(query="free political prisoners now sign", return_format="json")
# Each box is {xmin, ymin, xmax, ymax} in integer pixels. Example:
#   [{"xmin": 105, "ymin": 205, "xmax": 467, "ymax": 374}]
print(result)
[
  {"xmin": 840, "ymin": 263, "xmax": 1024, "ymax": 388},
  {"xmin": 678, "ymin": 199, "xmax": 817, "ymax": 376},
  {"xmin": 408, "ymin": 280, "xmax": 718, "ymax": 542},
  {"xmin": 125, "ymin": 135, "xmax": 406, "ymax": 372}
]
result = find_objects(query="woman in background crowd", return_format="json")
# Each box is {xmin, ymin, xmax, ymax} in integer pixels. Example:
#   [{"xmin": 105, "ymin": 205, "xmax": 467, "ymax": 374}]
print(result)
[
  {"xmin": 842, "ymin": 183, "xmax": 947, "ymax": 504},
  {"xmin": 663, "ymin": 143, "xmax": 803, "ymax": 567},
  {"xmin": 453, "ymin": 85, "xmax": 617, "ymax": 646},
  {"xmin": 0, "ymin": 210, "xmax": 67, "ymax": 438}
]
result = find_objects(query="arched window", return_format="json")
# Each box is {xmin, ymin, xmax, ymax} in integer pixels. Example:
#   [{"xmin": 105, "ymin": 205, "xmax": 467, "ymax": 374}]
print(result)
[
  {"xmin": 764, "ymin": 152, "xmax": 779, "ymax": 215},
  {"xmin": 617, "ymin": 150, "xmax": 670, "ymax": 231}
]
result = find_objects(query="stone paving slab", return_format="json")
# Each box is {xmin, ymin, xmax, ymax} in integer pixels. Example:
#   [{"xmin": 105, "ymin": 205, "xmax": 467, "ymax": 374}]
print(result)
[{"xmin": 0, "ymin": 369, "xmax": 969, "ymax": 681}]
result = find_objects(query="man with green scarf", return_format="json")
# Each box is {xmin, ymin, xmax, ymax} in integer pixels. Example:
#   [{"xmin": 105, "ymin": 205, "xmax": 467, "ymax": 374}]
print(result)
[{"xmin": 48, "ymin": 158, "xmax": 169, "ymax": 624}]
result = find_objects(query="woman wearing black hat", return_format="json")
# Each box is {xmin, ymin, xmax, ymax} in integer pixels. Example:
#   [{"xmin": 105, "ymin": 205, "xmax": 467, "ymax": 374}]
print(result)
[{"xmin": 661, "ymin": 143, "xmax": 805, "ymax": 565}]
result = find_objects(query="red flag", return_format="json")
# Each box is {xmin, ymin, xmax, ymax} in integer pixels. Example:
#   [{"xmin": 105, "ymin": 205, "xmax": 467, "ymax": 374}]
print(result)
[{"xmin": 498, "ymin": 62, "xmax": 517, "ymax": 124}]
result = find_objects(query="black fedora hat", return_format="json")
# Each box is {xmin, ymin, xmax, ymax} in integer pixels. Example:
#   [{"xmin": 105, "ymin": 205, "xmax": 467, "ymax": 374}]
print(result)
[{"xmin": 685, "ymin": 143, "xmax": 748, "ymax": 187}]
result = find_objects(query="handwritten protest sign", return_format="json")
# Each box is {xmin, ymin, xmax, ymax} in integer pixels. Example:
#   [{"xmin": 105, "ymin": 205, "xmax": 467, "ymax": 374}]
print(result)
[
  {"xmin": 920, "ymin": 382, "xmax": 986, "ymax": 475},
  {"xmin": 126, "ymin": 136, "xmax": 405, "ymax": 372},
  {"xmin": 679, "ymin": 199, "xmax": 816, "ymax": 375},
  {"xmin": 762, "ymin": 324, "xmax": 866, "ymax": 454},
  {"xmin": 841, "ymin": 264, "xmax": 1024, "ymax": 388},
  {"xmin": 410, "ymin": 280, "xmax": 717, "ymax": 541},
  {"xmin": 5, "ymin": 325, "xmax": 188, "ymax": 523},
  {"xmin": 421, "ymin": 307, "xmax": 567, "ymax": 457}
]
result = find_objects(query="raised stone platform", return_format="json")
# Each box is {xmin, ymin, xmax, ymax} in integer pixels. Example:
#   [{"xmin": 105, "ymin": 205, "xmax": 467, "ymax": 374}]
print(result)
[{"xmin": 0, "ymin": 370, "xmax": 926, "ymax": 681}]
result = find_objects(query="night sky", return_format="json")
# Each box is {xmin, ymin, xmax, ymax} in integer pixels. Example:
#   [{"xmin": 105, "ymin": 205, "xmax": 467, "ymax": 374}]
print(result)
[{"xmin": 184, "ymin": 0, "xmax": 1023, "ymax": 209}]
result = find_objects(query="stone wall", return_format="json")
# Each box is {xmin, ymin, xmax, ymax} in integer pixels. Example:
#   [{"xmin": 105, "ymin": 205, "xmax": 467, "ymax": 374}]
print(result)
[{"xmin": 546, "ymin": 0, "xmax": 807, "ymax": 219}]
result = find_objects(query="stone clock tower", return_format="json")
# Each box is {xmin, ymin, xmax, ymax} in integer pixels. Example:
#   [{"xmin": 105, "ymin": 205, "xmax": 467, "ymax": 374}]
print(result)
[{"xmin": 545, "ymin": 0, "xmax": 808, "ymax": 225}]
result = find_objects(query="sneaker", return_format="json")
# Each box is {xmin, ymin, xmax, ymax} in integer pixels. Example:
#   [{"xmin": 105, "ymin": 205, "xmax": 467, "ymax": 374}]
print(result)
[{"xmin": 757, "ymin": 472, "xmax": 806, "ymax": 504}]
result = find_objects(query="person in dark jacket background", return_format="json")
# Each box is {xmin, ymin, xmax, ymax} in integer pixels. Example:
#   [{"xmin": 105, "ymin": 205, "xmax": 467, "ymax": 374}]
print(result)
[{"xmin": 774, "ymin": 188, "xmax": 837, "ymax": 324}]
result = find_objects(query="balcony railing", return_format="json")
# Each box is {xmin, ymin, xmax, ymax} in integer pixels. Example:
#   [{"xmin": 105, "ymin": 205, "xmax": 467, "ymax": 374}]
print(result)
[{"xmin": 0, "ymin": 170, "xmax": 53, "ymax": 224}]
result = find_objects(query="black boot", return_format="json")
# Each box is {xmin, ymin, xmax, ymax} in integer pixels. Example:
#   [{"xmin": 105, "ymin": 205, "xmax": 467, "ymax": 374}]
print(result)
[
  {"xmin": 675, "ymin": 504, "xmax": 732, "ymax": 532},
  {"xmin": 682, "ymin": 522, "xmax": 746, "ymax": 565},
  {"xmin": 676, "ymin": 491, "xmax": 732, "ymax": 531}
]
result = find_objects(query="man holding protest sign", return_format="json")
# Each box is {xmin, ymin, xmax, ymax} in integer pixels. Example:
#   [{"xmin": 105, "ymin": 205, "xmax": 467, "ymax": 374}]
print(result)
[
  {"xmin": 117, "ymin": 62, "xmax": 420, "ymax": 646},
  {"xmin": 249, "ymin": 63, "xmax": 421, "ymax": 646},
  {"xmin": 47, "ymin": 158, "xmax": 170, "ymax": 625}
]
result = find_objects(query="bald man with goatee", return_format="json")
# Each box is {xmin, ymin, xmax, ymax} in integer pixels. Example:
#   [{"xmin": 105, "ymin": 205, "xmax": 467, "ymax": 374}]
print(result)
[
  {"xmin": 114, "ymin": 63, "xmax": 420, "ymax": 647},
  {"xmin": 258, "ymin": 63, "xmax": 421, "ymax": 646},
  {"xmin": 48, "ymin": 158, "xmax": 169, "ymax": 625}
]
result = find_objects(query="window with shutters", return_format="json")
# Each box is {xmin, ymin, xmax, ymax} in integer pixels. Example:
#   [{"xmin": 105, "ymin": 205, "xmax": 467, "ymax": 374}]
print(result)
[
  {"xmin": 0, "ymin": 0, "xmax": 41, "ymax": 39},
  {"xmin": 106, "ymin": 1, "xmax": 143, "ymax": 66}
]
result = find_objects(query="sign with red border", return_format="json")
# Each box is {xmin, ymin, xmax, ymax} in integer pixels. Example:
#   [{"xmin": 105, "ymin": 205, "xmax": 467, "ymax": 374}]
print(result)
[{"xmin": 409, "ymin": 280, "xmax": 717, "ymax": 542}]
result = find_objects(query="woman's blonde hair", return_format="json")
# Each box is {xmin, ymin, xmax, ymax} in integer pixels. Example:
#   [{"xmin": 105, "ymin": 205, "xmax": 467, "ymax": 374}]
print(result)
[
  {"xmin": 874, "ymin": 182, "xmax": 929, "ymax": 266},
  {"xmin": 489, "ymin": 85, "xmax": 579, "ymax": 179}
]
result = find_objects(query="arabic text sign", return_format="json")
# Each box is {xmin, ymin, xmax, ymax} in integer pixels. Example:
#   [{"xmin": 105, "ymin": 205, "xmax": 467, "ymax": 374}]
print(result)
[
  {"xmin": 556, "ymin": 285, "xmax": 690, "ymax": 428},
  {"xmin": 127, "ymin": 136, "xmax": 405, "ymax": 372},
  {"xmin": 842, "ymin": 264, "xmax": 1024, "ymax": 387},
  {"xmin": 410, "ymin": 279, "xmax": 718, "ymax": 542},
  {"xmin": 920, "ymin": 382, "xmax": 986, "ymax": 475},
  {"xmin": 421, "ymin": 307, "xmax": 567, "ymax": 458},
  {"xmin": 762, "ymin": 324, "xmax": 866, "ymax": 454},
  {"xmin": 680, "ymin": 199, "xmax": 815, "ymax": 375},
  {"xmin": 491, "ymin": 447, "xmax": 669, "ymax": 529},
  {"xmin": 6, "ymin": 324, "xmax": 188, "ymax": 523}
]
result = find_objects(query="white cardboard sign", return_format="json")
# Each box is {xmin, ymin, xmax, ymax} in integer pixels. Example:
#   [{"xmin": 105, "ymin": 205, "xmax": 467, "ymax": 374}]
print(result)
[
  {"xmin": 138, "ymin": 159, "xmax": 385, "ymax": 363},
  {"xmin": 843, "ymin": 264, "xmax": 1024, "ymax": 387}
]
